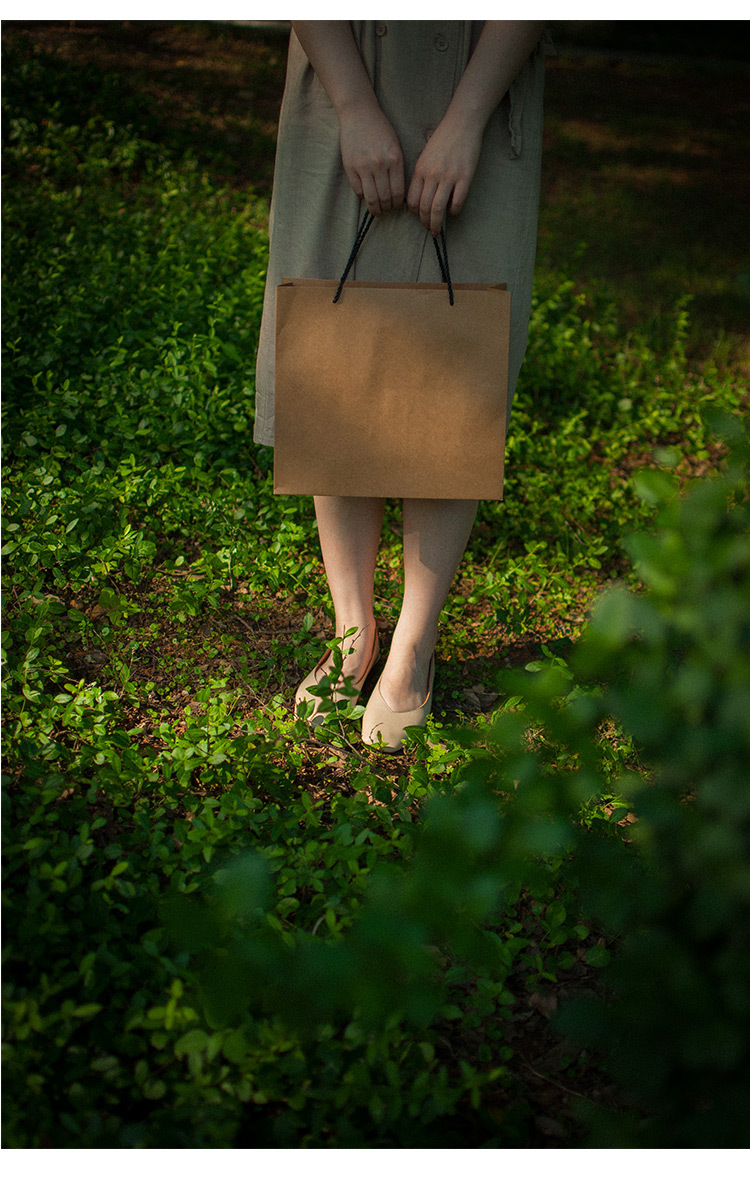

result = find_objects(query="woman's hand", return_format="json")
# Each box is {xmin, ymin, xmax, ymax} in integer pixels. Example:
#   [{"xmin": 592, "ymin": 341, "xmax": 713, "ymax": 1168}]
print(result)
[
  {"xmin": 291, "ymin": 23, "xmax": 405, "ymax": 216},
  {"xmin": 291, "ymin": 20, "xmax": 545, "ymax": 231},
  {"xmin": 407, "ymin": 112, "xmax": 483, "ymax": 235},
  {"xmin": 406, "ymin": 22, "xmax": 546, "ymax": 235},
  {"xmin": 339, "ymin": 105, "xmax": 405, "ymax": 216}
]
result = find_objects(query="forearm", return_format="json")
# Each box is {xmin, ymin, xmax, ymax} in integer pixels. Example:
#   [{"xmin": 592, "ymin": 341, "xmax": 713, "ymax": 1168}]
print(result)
[
  {"xmin": 292, "ymin": 21, "xmax": 405, "ymax": 215},
  {"xmin": 407, "ymin": 21, "xmax": 546, "ymax": 232},
  {"xmin": 446, "ymin": 21, "xmax": 547, "ymax": 131},
  {"xmin": 292, "ymin": 20, "xmax": 379, "ymax": 119}
]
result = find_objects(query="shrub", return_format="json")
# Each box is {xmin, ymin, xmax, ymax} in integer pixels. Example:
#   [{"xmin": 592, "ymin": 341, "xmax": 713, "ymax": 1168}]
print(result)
[
  {"xmin": 152, "ymin": 417, "xmax": 750, "ymax": 1149},
  {"xmin": 557, "ymin": 410, "xmax": 750, "ymax": 1146},
  {"xmin": 3, "ymin": 33, "xmax": 749, "ymax": 1149}
]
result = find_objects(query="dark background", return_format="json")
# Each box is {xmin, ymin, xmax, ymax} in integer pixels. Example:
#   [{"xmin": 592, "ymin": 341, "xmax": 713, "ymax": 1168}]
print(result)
[{"xmin": 4, "ymin": 19, "xmax": 749, "ymax": 365}]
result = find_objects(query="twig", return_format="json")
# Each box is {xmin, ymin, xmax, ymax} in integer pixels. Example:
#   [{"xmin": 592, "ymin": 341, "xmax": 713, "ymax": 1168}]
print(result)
[
  {"xmin": 517, "ymin": 1053, "xmax": 610, "ymax": 1109},
  {"xmin": 306, "ymin": 731, "xmax": 373, "ymax": 767}
]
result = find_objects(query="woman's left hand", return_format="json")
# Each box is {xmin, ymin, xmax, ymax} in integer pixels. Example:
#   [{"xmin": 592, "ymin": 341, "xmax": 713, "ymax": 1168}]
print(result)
[{"xmin": 407, "ymin": 112, "xmax": 483, "ymax": 236}]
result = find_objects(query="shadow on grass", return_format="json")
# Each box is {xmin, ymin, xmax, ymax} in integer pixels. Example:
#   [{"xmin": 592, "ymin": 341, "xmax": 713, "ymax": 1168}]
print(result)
[
  {"xmin": 539, "ymin": 52, "xmax": 750, "ymax": 358},
  {"xmin": 3, "ymin": 19, "xmax": 748, "ymax": 361},
  {"xmin": 1, "ymin": 19, "xmax": 288, "ymax": 193}
]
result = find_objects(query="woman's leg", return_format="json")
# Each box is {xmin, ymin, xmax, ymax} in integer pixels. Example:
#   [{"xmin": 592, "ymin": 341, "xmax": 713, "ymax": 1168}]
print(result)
[
  {"xmin": 379, "ymin": 498, "xmax": 478, "ymax": 711},
  {"xmin": 311, "ymin": 494, "xmax": 386, "ymax": 679}
]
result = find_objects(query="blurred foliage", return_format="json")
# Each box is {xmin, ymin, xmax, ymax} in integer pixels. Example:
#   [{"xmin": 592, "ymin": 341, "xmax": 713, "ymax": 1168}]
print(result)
[
  {"xmin": 558, "ymin": 411, "xmax": 750, "ymax": 1146},
  {"xmin": 2, "ymin": 31, "xmax": 749, "ymax": 1149}
]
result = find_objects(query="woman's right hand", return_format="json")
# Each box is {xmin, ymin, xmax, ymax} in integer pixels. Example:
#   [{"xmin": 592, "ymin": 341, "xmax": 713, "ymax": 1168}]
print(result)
[
  {"xmin": 339, "ymin": 105, "xmax": 405, "ymax": 216},
  {"xmin": 291, "ymin": 24, "xmax": 404, "ymax": 216}
]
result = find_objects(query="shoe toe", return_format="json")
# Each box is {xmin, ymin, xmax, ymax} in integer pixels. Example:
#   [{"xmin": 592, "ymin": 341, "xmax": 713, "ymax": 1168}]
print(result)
[
  {"xmin": 295, "ymin": 633, "xmax": 381, "ymax": 725},
  {"xmin": 362, "ymin": 672, "xmax": 434, "ymax": 753}
]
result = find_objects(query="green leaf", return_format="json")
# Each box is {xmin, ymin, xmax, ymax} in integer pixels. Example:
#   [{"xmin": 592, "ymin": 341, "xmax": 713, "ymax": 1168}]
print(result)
[
  {"xmin": 174, "ymin": 1029, "xmax": 209, "ymax": 1058},
  {"xmin": 221, "ymin": 1030, "xmax": 249, "ymax": 1064},
  {"xmin": 585, "ymin": 945, "xmax": 611, "ymax": 969},
  {"xmin": 73, "ymin": 1004, "xmax": 103, "ymax": 1019}
]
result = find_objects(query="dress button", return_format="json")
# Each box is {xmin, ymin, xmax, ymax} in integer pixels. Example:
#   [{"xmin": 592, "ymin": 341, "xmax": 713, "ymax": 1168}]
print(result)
[
  {"xmin": 425, "ymin": 129, "xmax": 434, "ymax": 141},
  {"xmin": 434, "ymin": 34, "xmax": 448, "ymax": 52},
  {"xmin": 376, "ymin": 23, "xmax": 387, "ymax": 36}
]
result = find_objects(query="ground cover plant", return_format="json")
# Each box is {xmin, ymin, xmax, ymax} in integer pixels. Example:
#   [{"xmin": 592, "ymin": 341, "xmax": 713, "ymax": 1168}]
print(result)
[{"xmin": 3, "ymin": 22, "xmax": 749, "ymax": 1149}]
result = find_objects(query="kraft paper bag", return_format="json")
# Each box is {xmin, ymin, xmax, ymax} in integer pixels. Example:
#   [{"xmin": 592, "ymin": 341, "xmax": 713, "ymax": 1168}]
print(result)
[{"xmin": 273, "ymin": 277, "xmax": 511, "ymax": 500}]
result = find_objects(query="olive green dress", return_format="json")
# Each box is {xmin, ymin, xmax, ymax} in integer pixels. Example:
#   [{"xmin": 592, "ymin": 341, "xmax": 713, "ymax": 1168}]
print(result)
[{"xmin": 253, "ymin": 21, "xmax": 550, "ymax": 447}]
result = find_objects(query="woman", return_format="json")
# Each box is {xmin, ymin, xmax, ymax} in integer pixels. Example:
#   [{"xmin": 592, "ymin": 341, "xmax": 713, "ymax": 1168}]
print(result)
[{"xmin": 254, "ymin": 21, "xmax": 549, "ymax": 751}]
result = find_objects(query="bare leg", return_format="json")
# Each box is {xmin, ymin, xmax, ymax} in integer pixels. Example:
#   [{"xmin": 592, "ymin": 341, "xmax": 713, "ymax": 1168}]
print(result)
[
  {"xmin": 379, "ymin": 498, "xmax": 478, "ymax": 711},
  {"xmin": 312, "ymin": 494, "xmax": 386, "ymax": 679}
]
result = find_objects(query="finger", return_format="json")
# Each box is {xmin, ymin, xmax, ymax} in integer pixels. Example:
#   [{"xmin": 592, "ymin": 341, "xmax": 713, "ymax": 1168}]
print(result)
[
  {"xmin": 389, "ymin": 158, "xmax": 406, "ymax": 210},
  {"xmin": 449, "ymin": 177, "xmax": 469, "ymax": 217},
  {"xmin": 429, "ymin": 183, "xmax": 453, "ymax": 236},
  {"xmin": 373, "ymin": 169, "xmax": 394, "ymax": 213},
  {"xmin": 360, "ymin": 173, "xmax": 382, "ymax": 217},
  {"xmin": 406, "ymin": 174, "xmax": 423, "ymax": 216},
  {"xmin": 418, "ymin": 179, "xmax": 439, "ymax": 232},
  {"xmin": 345, "ymin": 167, "xmax": 365, "ymax": 202}
]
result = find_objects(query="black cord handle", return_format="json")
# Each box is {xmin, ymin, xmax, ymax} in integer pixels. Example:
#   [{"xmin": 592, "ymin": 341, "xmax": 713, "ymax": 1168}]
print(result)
[
  {"xmin": 333, "ymin": 211, "xmax": 455, "ymax": 306},
  {"xmin": 432, "ymin": 226, "xmax": 454, "ymax": 306},
  {"xmin": 332, "ymin": 211, "xmax": 374, "ymax": 302}
]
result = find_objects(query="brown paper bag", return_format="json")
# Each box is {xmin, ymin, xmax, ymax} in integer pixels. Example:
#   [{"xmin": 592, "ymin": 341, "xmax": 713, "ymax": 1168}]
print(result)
[{"xmin": 273, "ymin": 275, "xmax": 510, "ymax": 500}]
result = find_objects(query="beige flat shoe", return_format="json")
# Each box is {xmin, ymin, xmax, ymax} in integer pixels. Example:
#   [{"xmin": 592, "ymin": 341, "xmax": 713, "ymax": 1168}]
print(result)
[
  {"xmin": 295, "ymin": 630, "xmax": 380, "ymax": 726},
  {"xmin": 362, "ymin": 657, "xmax": 435, "ymax": 753}
]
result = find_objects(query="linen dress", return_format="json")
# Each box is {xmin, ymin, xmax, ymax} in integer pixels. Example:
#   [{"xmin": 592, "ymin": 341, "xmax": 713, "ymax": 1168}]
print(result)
[{"xmin": 253, "ymin": 20, "xmax": 550, "ymax": 447}]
